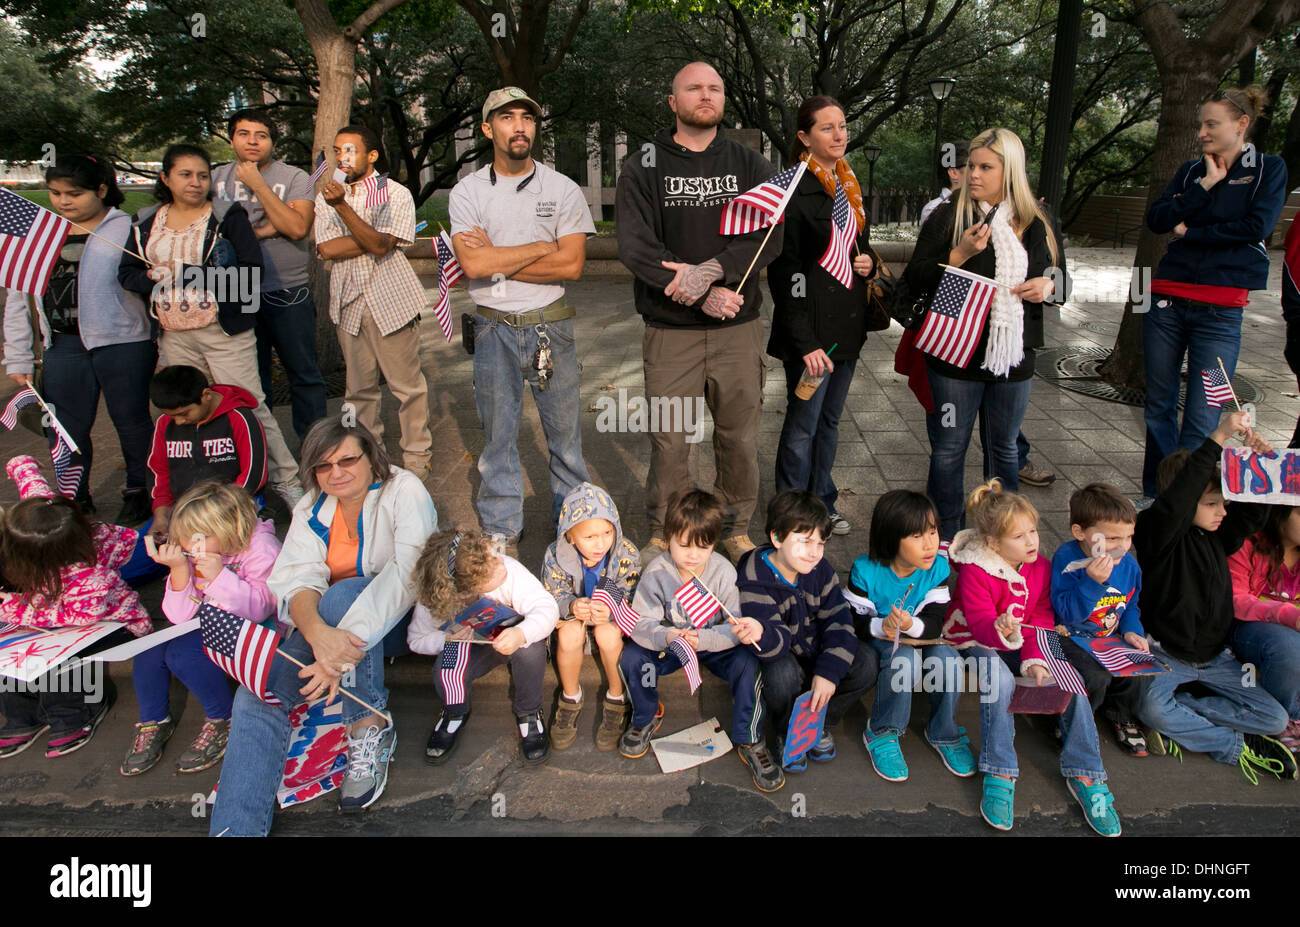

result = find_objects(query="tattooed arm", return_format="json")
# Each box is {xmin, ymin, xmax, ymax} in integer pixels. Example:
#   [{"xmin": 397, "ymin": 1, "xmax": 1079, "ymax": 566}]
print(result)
[
  {"xmin": 701, "ymin": 285, "xmax": 743, "ymax": 320},
  {"xmin": 662, "ymin": 258, "xmax": 723, "ymax": 304}
]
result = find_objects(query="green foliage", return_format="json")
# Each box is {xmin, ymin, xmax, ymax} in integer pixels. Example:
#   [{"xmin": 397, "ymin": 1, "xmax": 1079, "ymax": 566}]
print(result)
[{"xmin": 0, "ymin": 19, "xmax": 109, "ymax": 160}]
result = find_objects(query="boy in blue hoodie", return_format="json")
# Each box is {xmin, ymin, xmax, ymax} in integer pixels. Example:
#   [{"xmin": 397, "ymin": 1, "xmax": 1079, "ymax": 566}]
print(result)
[
  {"xmin": 733, "ymin": 491, "xmax": 877, "ymax": 773},
  {"xmin": 541, "ymin": 482, "xmax": 641, "ymax": 751},
  {"xmin": 1051, "ymin": 483, "xmax": 1152, "ymax": 756}
]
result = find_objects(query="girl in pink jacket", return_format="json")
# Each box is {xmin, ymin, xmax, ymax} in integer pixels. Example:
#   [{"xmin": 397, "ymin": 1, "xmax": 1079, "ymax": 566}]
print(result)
[
  {"xmin": 128, "ymin": 481, "xmax": 281, "ymax": 777},
  {"xmin": 944, "ymin": 480, "xmax": 1122, "ymax": 837},
  {"xmin": 0, "ymin": 455, "xmax": 147, "ymax": 759},
  {"xmin": 1228, "ymin": 505, "xmax": 1300, "ymax": 753}
]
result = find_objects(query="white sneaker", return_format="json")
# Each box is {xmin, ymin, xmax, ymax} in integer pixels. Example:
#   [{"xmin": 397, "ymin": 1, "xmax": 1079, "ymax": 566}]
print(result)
[{"xmin": 271, "ymin": 479, "xmax": 305, "ymax": 509}]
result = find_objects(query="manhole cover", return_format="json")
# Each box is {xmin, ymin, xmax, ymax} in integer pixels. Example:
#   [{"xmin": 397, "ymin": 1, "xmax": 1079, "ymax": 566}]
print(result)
[
  {"xmin": 1034, "ymin": 346, "xmax": 1262, "ymax": 408},
  {"xmin": 1078, "ymin": 320, "xmax": 1117, "ymax": 335}
]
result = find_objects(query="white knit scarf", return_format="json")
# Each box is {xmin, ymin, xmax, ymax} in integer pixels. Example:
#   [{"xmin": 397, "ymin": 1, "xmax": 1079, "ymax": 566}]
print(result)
[{"xmin": 980, "ymin": 201, "xmax": 1029, "ymax": 378}]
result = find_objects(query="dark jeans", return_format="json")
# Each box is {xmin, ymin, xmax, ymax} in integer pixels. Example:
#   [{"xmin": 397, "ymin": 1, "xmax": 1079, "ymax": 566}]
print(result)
[
  {"xmin": 433, "ymin": 639, "xmax": 548, "ymax": 717},
  {"xmin": 42, "ymin": 334, "xmax": 156, "ymax": 502},
  {"xmin": 256, "ymin": 286, "xmax": 327, "ymax": 441},
  {"xmin": 1059, "ymin": 637, "xmax": 1150, "ymax": 722},
  {"xmin": 980, "ymin": 425, "xmax": 1030, "ymax": 476},
  {"xmin": 776, "ymin": 357, "xmax": 857, "ymax": 514},
  {"xmin": 760, "ymin": 646, "xmax": 878, "ymax": 738},
  {"xmin": 0, "ymin": 628, "xmax": 130, "ymax": 736},
  {"xmin": 1286, "ymin": 317, "xmax": 1300, "ymax": 448},
  {"xmin": 131, "ymin": 627, "xmax": 235, "ymax": 722},
  {"xmin": 620, "ymin": 640, "xmax": 765, "ymax": 746}
]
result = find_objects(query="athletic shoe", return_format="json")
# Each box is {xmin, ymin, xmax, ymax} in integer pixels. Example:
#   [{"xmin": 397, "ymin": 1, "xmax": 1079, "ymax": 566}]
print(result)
[
  {"xmin": 176, "ymin": 718, "xmax": 230, "ymax": 773},
  {"xmin": 518, "ymin": 711, "xmax": 551, "ymax": 766},
  {"xmin": 1067, "ymin": 777, "xmax": 1122, "ymax": 837},
  {"xmin": 980, "ymin": 774, "xmax": 1016, "ymax": 831},
  {"xmin": 595, "ymin": 696, "xmax": 629, "ymax": 752},
  {"xmin": 1277, "ymin": 718, "xmax": 1300, "ymax": 755},
  {"xmin": 808, "ymin": 731, "xmax": 836, "ymax": 762},
  {"xmin": 722, "ymin": 535, "xmax": 757, "ymax": 564},
  {"xmin": 1111, "ymin": 719, "xmax": 1148, "ymax": 757},
  {"xmin": 270, "ymin": 478, "xmax": 306, "ymax": 510},
  {"xmin": 863, "ymin": 729, "xmax": 908, "ymax": 782},
  {"xmin": 776, "ymin": 738, "xmax": 807, "ymax": 773},
  {"xmin": 1143, "ymin": 725, "xmax": 1182, "ymax": 760},
  {"xmin": 1241, "ymin": 734, "xmax": 1298, "ymax": 784},
  {"xmin": 116, "ymin": 489, "xmax": 152, "ymax": 527},
  {"xmin": 339, "ymin": 723, "xmax": 396, "ymax": 813},
  {"xmin": 1018, "ymin": 460, "xmax": 1056, "ymax": 487},
  {"xmin": 618, "ymin": 709, "xmax": 664, "ymax": 759},
  {"xmin": 828, "ymin": 513, "xmax": 851, "ymax": 536},
  {"xmin": 926, "ymin": 728, "xmax": 976, "ymax": 777},
  {"xmin": 737, "ymin": 742, "xmax": 785, "ymax": 792},
  {"xmin": 425, "ymin": 711, "xmax": 468, "ymax": 766},
  {"xmin": 121, "ymin": 718, "xmax": 176, "ymax": 776},
  {"xmin": 0, "ymin": 724, "xmax": 49, "ymax": 759},
  {"xmin": 551, "ymin": 694, "xmax": 583, "ymax": 751},
  {"xmin": 46, "ymin": 695, "xmax": 115, "ymax": 758}
]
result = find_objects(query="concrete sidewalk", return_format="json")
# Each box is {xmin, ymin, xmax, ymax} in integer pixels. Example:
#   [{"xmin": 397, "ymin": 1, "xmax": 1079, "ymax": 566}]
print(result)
[{"xmin": 1, "ymin": 247, "xmax": 1298, "ymax": 836}]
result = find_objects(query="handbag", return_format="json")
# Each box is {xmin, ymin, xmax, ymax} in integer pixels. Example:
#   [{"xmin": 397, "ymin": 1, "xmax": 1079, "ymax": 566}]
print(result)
[
  {"xmin": 888, "ymin": 273, "xmax": 933, "ymax": 331},
  {"xmin": 861, "ymin": 244, "xmax": 895, "ymax": 332}
]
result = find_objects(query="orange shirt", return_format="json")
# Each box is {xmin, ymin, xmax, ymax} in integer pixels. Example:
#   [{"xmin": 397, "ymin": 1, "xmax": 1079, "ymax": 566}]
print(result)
[{"xmin": 325, "ymin": 504, "xmax": 361, "ymax": 584}]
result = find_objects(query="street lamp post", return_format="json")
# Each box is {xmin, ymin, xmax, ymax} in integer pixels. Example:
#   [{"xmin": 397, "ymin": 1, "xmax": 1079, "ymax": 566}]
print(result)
[
  {"xmin": 930, "ymin": 77, "xmax": 956, "ymax": 190},
  {"xmin": 862, "ymin": 144, "xmax": 881, "ymax": 229}
]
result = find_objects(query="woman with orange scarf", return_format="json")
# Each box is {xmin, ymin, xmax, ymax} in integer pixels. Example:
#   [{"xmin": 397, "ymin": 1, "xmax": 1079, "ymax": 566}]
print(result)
[{"xmin": 766, "ymin": 95, "xmax": 878, "ymax": 535}]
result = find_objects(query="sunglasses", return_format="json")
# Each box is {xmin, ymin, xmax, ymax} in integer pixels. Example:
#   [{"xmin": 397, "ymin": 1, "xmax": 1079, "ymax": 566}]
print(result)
[{"xmin": 313, "ymin": 453, "xmax": 366, "ymax": 476}]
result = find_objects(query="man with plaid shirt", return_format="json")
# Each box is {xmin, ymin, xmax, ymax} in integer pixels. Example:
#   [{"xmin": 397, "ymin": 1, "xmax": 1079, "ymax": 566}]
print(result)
[{"xmin": 315, "ymin": 125, "xmax": 432, "ymax": 473}]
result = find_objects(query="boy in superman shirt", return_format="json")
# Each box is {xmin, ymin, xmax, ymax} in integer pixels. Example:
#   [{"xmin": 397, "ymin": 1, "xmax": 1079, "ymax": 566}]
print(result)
[{"xmin": 1051, "ymin": 483, "xmax": 1153, "ymax": 756}]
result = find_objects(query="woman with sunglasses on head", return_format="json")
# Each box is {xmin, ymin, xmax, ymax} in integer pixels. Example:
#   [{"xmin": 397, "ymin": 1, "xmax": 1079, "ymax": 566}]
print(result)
[
  {"xmin": 1141, "ymin": 85, "xmax": 1288, "ymax": 500},
  {"xmin": 209, "ymin": 418, "xmax": 437, "ymax": 836},
  {"xmin": 3, "ymin": 155, "xmax": 155, "ymax": 523}
]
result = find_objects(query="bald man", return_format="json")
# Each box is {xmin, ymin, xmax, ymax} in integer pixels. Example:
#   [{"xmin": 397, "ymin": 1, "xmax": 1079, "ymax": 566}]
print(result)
[{"xmin": 616, "ymin": 62, "xmax": 783, "ymax": 563}]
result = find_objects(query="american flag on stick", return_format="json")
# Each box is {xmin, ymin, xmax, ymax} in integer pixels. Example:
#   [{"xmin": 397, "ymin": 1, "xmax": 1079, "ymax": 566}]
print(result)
[
  {"xmin": 1032, "ymin": 626, "xmax": 1088, "ymax": 696},
  {"xmin": 718, "ymin": 161, "xmax": 807, "ymax": 236},
  {"xmin": 361, "ymin": 172, "xmax": 389, "ymax": 209},
  {"xmin": 433, "ymin": 231, "xmax": 462, "ymax": 342},
  {"xmin": 0, "ymin": 189, "xmax": 71, "ymax": 296},
  {"xmin": 307, "ymin": 151, "xmax": 328, "ymax": 186},
  {"xmin": 1202, "ymin": 367, "xmax": 1236, "ymax": 409},
  {"xmin": 668, "ymin": 636, "xmax": 701, "ymax": 693},
  {"xmin": 914, "ymin": 266, "xmax": 998, "ymax": 368},
  {"xmin": 199, "ymin": 603, "xmax": 282, "ymax": 705},
  {"xmin": 592, "ymin": 575, "xmax": 641, "ymax": 637},
  {"xmin": 673, "ymin": 576, "xmax": 722, "ymax": 629},
  {"xmin": 1089, "ymin": 638, "xmax": 1161, "ymax": 673},
  {"xmin": 50, "ymin": 433, "xmax": 83, "ymax": 498},
  {"xmin": 817, "ymin": 184, "xmax": 857, "ymax": 287},
  {"xmin": 1, "ymin": 387, "xmax": 38, "ymax": 430},
  {"xmin": 439, "ymin": 640, "xmax": 471, "ymax": 705}
]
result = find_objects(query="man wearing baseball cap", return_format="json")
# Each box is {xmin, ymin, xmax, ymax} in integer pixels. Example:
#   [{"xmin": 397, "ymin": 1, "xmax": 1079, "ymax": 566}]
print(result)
[{"xmin": 448, "ymin": 87, "xmax": 595, "ymax": 551}]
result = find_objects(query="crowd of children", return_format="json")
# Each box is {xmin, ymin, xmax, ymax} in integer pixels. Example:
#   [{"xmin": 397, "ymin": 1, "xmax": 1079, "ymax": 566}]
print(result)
[{"xmin": 1, "ymin": 367, "xmax": 1298, "ymax": 836}]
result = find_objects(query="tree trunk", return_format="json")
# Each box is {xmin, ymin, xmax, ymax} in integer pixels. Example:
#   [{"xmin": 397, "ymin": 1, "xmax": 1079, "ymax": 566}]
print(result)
[{"xmin": 1282, "ymin": 93, "xmax": 1300, "ymax": 194}]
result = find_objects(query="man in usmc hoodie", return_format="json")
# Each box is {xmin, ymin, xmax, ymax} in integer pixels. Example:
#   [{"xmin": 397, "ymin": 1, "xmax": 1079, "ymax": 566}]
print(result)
[{"xmin": 616, "ymin": 61, "xmax": 783, "ymax": 565}]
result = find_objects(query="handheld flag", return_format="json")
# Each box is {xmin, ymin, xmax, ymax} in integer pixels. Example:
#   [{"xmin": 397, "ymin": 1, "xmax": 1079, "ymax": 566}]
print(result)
[
  {"xmin": 362, "ymin": 172, "xmax": 389, "ymax": 209},
  {"xmin": 1086, "ymin": 637, "xmax": 1165, "ymax": 676},
  {"xmin": 719, "ymin": 161, "xmax": 807, "ymax": 236},
  {"xmin": 1202, "ymin": 368, "xmax": 1235, "ymax": 409},
  {"xmin": 433, "ymin": 231, "xmax": 463, "ymax": 342},
  {"xmin": 592, "ymin": 575, "xmax": 641, "ymax": 637},
  {"xmin": 673, "ymin": 576, "xmax": 722, "ymax": 629},
  {"xmin": 914, "ymin": 266, "xmax": 998, "ymax": 368},
  {"xmin": 0, "ymin": 189, "xmax": 72, "ymax": 296},
  {"xmin": 307, "ymin": 151, "xmax": 328, "ymax": 186},
  {"xmin": 667, "ymin": 636, "xmax": 701, "ymax": 693},
  {"xmin": 817, "ymin": 184, "xmax": 857, "ymax": 287},
  {"xmin": 1, "ymin": 387, "xmax": 38, "ymax": 430},
  {"xmin": 50, "ymin": 432, "xmax": 83, "ymax": 498},
  {"xmin": 1032, "ymin": 626, "xmax": 1088, "ymax": 696},
  {"xmin": 439, "ymin": 640, "xmax": 471, "ymax": 706},
  {"xmin": 199, "ymin": 603, "xmax": 282, "ymax": 705}
]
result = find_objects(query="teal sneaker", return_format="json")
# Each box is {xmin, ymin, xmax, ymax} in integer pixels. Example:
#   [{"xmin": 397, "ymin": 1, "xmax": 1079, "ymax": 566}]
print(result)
[
  {"xmin": 926, "ymin": 727, "xmax": 976, "ymax": 778},
  {"xmin": 1067, "ymin": 777, "xmax": 1122, "ymax": 837},
  {"xmin": 862, "ymin": 729, "xmax": 908, "ymax": 782},
  {"xmin": 980, "ymin": 774, "xmax": 1015, "ymax": 831}
]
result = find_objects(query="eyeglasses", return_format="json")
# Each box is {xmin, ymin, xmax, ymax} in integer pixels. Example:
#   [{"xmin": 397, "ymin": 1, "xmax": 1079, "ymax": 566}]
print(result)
[{"xmin": 312, "ymin": 453, "xmax": 366, "ymax": 476}]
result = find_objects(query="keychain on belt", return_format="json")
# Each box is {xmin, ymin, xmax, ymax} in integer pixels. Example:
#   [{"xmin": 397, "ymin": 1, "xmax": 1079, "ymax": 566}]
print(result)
[{"xmin": 532, "ymin": 323, "xmax": 553, "ymax": 390}]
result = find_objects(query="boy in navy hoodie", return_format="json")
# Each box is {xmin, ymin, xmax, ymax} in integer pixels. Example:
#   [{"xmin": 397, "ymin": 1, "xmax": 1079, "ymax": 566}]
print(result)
[
  {"xmin": 1051, "ymin": 483, "xmax": 1152, "ymax": 756},
  {"xmin": 733, "ymin": 491, "xmax": 876, "ymax": 772},
  {"xmin": 146, "ymin": 364, "xmax": 267, "ymax": 543}
]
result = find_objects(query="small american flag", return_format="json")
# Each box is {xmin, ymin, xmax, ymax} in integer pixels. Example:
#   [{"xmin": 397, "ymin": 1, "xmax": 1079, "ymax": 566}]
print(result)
[
  {"xmin": 362, "ymin": 172, "xmax": 389, "ymax": 209},
  {"xmin": 592, "ymin": 575, "xmax": 641, "ymax": 637},
  {"xmin": 0, "ymin": 189, "xmax": 72, "ymax": 296},
  {"xmin": 1032, "ymin": 626, "xmax": 1088, "ymax": 696},
  {"xmin": 718, "ymin": 161, "xmax": 807, "ymax": 236},
  {"xmin": 50, "ymin": 433, "xmax": 82, "ymax": 498},
  {"xmin": 1202, "ymin": 368, "xmax": 1235, "ymax": 408},
  {"xmin": 1, "ymin": 387, "xmax": 38, "ymax": 429},
  {"xmin": 668, "ymin": 636, "xmax": 701, "ymax": 694},
  {"xmin": 1089, "ymin": 639, "xmax": 1160, "ymax": 673},
  {"xmin": 307, "ymin": 151, "xmax": 328, "ymax": 186},
  {"xmin": 817, "ymin": 184, "xmax": 857, "ymax": 287},
  {"xmin": 915, "ymin": 266, "xmax": 998, "ymax": 368},
  {"xmin": 433, "ymin": 231, "xmax": 462, "ymax": 342},
  {"xmin": 199, "ymin": 603, "xmax": 282, "ymax": 704},
  {"xmin": 440, "ymin": 640, "xmax": 471, "ymax": 706},
  {"xmin": 673, "ymin": 576, "xmax": 722, "ymax": 629}
]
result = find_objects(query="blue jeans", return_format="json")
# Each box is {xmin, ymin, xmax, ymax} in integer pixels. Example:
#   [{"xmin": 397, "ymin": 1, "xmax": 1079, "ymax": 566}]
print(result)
[
  {"xmin": 971, "ymin": 646, "xmax": 1107, "ymax": 780},
  {"xmin": 42, "ymin": 334, "xmax": 156, "ymax": 501},
  {"xmin": 620, "ymin": 641, "xmax": 764, "ymax": 746},
  {"xmin": 472, "ymin": 314, "xmax": 590, "ymax": 537},
  {"xmin": 776, "ymin": 357, "xmax": 857, "ymax": 514},
  {"xmin": 980, "ymin": 426, "xmax": 1030, "ymax": 477},
  {"xmin": 132, "ymin": 627, "xmax": 235, "ymax": 722},
  {"xmin": 1135, "ymin": 644, "xmax": 1288, "ymax": 764},
  {"xmin": 1231, "ymin": 621, "xmax": 1300, "ymax": 722},
  {"xmin": 256, "ymin": 286, "xmax": 327, "ymax": 440},
  {"xmin": 868, "ymin": 640, "xmax": 963, "ymax": 744},
  {"xmin": 1141, "ymin": 297, "xmax": 1243, "ymax": 497},
  {"xmin": 760, "ymin": 646, "xmax": 877, "ymax": 736},
  {"xmin": 925, "ymin": 369, "xmax": 1033, "ymax": 539},
  {"xmin": 209, "ymin": 576, "xmax": 399, "ymax": 836}
]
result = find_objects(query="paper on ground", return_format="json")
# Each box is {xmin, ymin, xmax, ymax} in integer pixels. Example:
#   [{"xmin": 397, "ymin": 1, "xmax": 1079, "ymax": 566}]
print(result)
[{"xmin": 651, "ymin": 716, "xmax": 733, "ymax": 773}]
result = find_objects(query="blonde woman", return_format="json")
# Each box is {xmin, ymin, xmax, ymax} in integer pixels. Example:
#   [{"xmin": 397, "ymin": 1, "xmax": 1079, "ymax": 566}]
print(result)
[{"xmin": 901, "ymin": 127, "xmax": 1061, "ymax": 539}]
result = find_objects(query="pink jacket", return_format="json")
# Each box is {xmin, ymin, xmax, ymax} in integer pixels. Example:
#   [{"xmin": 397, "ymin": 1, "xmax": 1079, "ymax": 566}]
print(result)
[
  {"xmin": 1228, "ymin": 536, "xmax": 1300, "ymax": 631},
  {"xmin": 942, "ymin": 529, "xmax": 1056, "ymax": 676},
  {"xmin": 0, "ymin": 456, "xmax": 151, "ymax": 637},
  {"xmin": 161, "ymin": 519, "xmax": 281, "ymax": 625}
]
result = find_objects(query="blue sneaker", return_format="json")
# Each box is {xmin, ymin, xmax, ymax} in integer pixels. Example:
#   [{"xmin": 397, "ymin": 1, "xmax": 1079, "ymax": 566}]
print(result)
[
  {"xmin": 862, "ymin": 729, "xmax": 908, "ymax": 782},
  {"xmin": 980, "ymin": 775, "xmax": 1015, "ymax": 831},
  {"xmin": 926, "ymin": 727, "xmax": 976, "ymax": 778},
  {"xmin": 808, "ymin": 731, "xmax": 836, "ymax": 762},
  {"xmin": 777, "ymin": 738, "xmax": 807, "ymax": 772},
  {"xmin": 1067, "ymin": 777, "xmax": 1122, "ymax": 837}
]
